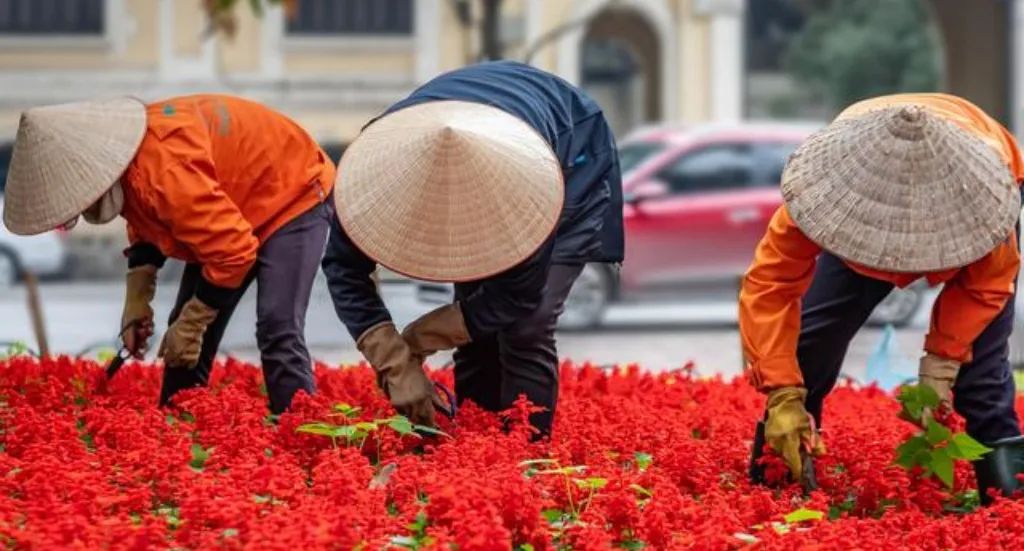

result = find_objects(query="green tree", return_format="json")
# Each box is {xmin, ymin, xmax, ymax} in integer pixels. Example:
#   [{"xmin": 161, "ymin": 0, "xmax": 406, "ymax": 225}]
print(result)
[{"xmin": 784, "ymin": 0, "xmax": 942, "ymax": 111}]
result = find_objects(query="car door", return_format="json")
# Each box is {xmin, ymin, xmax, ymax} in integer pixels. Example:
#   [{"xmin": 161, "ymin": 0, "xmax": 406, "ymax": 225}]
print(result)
[
  {"xmin": 623, "ymin": 142, "xmax": 761, "ymax": 295},
  {"xmin": 720, "ymin": 140, "xmax": 803, "ymax": 277}
]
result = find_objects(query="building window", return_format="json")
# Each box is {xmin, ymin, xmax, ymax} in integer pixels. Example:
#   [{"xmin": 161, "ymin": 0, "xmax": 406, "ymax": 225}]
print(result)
[
  {"xmin": 287, "ymin": 0, "xmax": 413, "ymax": 36},
  {"xmin": 0, "ymin": 0, "xmax": 105, "ymax": 34}
]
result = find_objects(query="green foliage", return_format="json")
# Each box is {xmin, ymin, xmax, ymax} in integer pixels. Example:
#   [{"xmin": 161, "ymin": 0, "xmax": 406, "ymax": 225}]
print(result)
[
  {"xmin": 784, "ymin": 0, "xmax": 942, "ymax": 110},
  {"xmin": 634, "ymin": 451, "xmax": 653, "ymax": 472},
  {"xmin": 894, "ymin": 385, "xmax": 992, "ymax": 488},
  {"xmin": 783, "ymin": 507, "xmax": 824, "ymax": 523},
  {"xmin": 296, "ymin": 406, "xmax": 448, "ymax": 451},
  {"xmin": 190, "ymin": 443, "xmax": 211, "ymax": 471}
]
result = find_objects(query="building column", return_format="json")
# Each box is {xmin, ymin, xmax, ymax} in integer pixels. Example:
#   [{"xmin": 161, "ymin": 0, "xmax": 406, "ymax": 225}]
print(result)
[
  {"xmin": 157, "ymin": 0, "xmax": 216, "ymax": 82},
  {"xmin": 705, "ymin": 0, "xmax": 745, "ymax": 121},
  {"xmin": 415, "ymin": 0, "xmax": 442, "ymax": 83},
  {"xmin": 1011, "ymin": 0, "xmax": 1024, "ymax": 133}
]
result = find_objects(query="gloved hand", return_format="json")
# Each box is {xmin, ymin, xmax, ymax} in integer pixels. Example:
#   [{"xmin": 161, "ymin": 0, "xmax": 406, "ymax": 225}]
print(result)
[
  {"xmin": 357, "ymin": 322, "xmax": 440, "ymax": 427},
  {"xmin": 764, "ymin": 387, "xmax": 825, "ymax": 481},
  {"xmin": 158, "ymin": 297, "xmax": 218, "ymax": 369},
  {"xmin": 121, "ymin": 265, "xmax": 158, "ymax": 358},
  {"xmin": 918, "ymin": 353, "xmax": 960, "ymax": 422},
  {"xmin": 402, "ymin": 303, "xmax": 471, "ymax": 357}
]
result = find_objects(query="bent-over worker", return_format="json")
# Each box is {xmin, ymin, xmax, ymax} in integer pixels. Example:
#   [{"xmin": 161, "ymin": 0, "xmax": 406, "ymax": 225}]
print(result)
[
  {"xmin": 3, "ymin": 95, "xmax": 335, "ymax": 413},
  {"xmin": 321, "ymin": 61, "xmax": 624, "ymax": 434},
  {"xmin": 740, "ymin": 93, "xmax": 1024, "ymax": 501}
]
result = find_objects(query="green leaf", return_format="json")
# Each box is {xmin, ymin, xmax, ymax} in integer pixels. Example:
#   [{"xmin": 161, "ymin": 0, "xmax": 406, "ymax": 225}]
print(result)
[
  {"xmin": 222, "ymin": 528, "xmax": 239, "ymax": 538},
  {"xmin": 895, "ymin": 435, "xmax": 931, "ymax": 468},
  {"xmin": 917, "ymin": 384, "xmax": 941, "ymax": 408},
  {"xmin": 634, "ymin": 452, "xmax": 653, "ymax": 471},
  {"xmin": 96, "ymin": 348, "xmax": 116, "ymax": 363},
  {"xmin": 619, "ymin": 540, "xmax": 647, "ymax": 550},
  {"xmin": 412, "ymin": 424, "xmax": 450, "ymax": 438},
  {"xmin": 520, "ymin": 458, "xmax": 557, "ymax": 467},
  {"xmin": 387, "ymin": 416, "xmax": 416, "ymax": 436},
  {"xmin": 541, "ymin": 508, "xmax": 565, "ymax": 524},
  {"xmin": 629, "ymin": 483, "xmax": 653, "ymax": 498},
  {"xmin": 296, "ymin": 422, "xmax": 344, "ymax": 438},
  {"xmin": 924, "ymin": 419, "xmax": 953, "ymax": 446},
  {"xmin": 948, "ymin": 433, "xmax": 992, "ymax": 461},
  {"xmin": 354, "ymin": 422, "xmax": 379, "ymax": 432},
  {"xmin": 930, "ymin": 447, "xmax": 955, "ymax": 488},
  {"xmin": 535, "ymin": 466, "xmax": 587, "ymax": 476},
  {"xmin": 332, "ymin": 403, "xmax": 363, "ymax": 418},
  {"xmin": 573, "ymin": 477, "xmax": 608, "ymax": 490},
  {"xmin": 517, "ymin": 545, "xmax": 537, "ymax": 551},
  {"xmin": 783, "ymin": 508, "xmax": 824, "ymax": 524},
  {"xmin": 190, "ymin": 443, "xmax": 210, "ymax": 471}
]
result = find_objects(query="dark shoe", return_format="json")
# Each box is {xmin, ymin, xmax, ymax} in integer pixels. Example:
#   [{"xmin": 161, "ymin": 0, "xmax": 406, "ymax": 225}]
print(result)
[
  {"xmin": 750, "ymin": 421, "xmax": 768, "ymax": 485},
  {"xmin": 974, "ymin": 435, "xmax": 1024, "ymax": 505}
]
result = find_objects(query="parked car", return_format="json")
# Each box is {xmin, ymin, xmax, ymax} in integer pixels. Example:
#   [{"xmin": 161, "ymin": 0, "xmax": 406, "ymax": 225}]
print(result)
[
  {"xmin": 0, "ymin": 143, "xmax": 71, "ymax": 286},
  {"xmin": 416, "ymin": 122, "xmax": 927, "ymax": 329}
]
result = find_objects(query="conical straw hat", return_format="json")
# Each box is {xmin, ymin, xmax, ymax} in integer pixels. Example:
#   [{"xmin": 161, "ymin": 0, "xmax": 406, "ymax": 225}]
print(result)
[
  {"xmin": 3, "ymin": 97, "xmax": 146, "ymax": 235},
  {"xmin": 782, "ymin": 105, "xmax": 1020, "ymax": 272},
  {"xmin": 334, "ymin": 100, "xmax": 564, "ymax": 282}
]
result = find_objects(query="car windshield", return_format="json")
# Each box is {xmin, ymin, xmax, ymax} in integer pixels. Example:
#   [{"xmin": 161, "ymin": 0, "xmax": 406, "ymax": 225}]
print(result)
[{"xmin": 618, "ymin": 142, "xmax": 666, "ymax": 173}]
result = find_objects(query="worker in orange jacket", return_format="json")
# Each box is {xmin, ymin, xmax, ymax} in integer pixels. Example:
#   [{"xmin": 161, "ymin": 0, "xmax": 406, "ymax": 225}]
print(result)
[
  {"xmin": 740, "ymin": 94, "xmax": 1024, "ymax": 502},
  {"xmin": 3, "ymin": 95, "xmax": 335, "ymax": 413}
]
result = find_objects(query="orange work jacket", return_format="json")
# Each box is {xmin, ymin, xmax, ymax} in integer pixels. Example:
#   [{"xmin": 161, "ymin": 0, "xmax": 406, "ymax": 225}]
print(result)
[
  {"xmin": 739, "ymin": 94, "xmax": 1024, "ymax": 392},
  {"xmin": 121, "ymin": 95, "xmax": 335, "ymax": 289}
]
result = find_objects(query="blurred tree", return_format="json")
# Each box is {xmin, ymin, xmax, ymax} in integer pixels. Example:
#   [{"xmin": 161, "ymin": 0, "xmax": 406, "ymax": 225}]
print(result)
[
  {"xmin": 201, "ymin": 0, "xmax": 296, "ymax": 38},
  {"xmin": 784, "ymin": 0, "xmax": 941, "ymax": 110}
]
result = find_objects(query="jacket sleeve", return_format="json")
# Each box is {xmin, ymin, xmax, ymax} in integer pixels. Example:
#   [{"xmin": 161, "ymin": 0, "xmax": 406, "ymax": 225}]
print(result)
[
  {"xmin": 152, "ymin": 160, "xmax": 260, "ymax": 308},
  {"xmin": 321, "ymin": 217, "xmax": 392, "ymax": 340},
  {"xmin": 460, "ymin": 239, "xmax": 555, "ymax": 340},
  {"xmin": 925, "ymin": 234, "xmax": 1020, "ymax": 362},
  {"xmin": 738, "ymin": 207, "xmax": 822, "ymax": 391}
]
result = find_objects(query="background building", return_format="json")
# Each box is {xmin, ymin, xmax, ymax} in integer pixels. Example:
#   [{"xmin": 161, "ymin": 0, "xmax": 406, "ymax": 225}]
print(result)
[{"xmin": 0, "ymin": 0, "xmax": 1019, "ymax": 277}]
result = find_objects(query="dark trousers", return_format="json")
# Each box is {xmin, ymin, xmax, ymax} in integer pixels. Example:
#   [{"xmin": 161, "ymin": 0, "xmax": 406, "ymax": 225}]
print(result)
[
  {"xmin": 452, "ymin": 263, "xmax": 584, "ymax": 435},
  {"xmin": 799, "ymin": 252, "xmax": 1021, "ymax": 444},
  {"xmin": 159, "ymin": 202, "xmax": 331, "ymax": 414}
]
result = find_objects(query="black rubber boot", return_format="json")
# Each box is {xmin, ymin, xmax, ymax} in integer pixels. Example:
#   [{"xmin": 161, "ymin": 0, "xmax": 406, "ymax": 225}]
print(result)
[{"xmin": 974, "ymin": 435, "xmax": 1024, "ymax": 505}]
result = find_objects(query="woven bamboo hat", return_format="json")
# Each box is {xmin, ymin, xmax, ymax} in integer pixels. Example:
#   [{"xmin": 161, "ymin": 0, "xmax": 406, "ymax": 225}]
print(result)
[
  {"xmin": 3, "ymin": 97, "xmax": 146, "ymax": 235},
  {"xmin": 782, "ymin": 105, "xmax": 1020, "ymax": 272},
  {"xmin": 334, "ymin": 100, "xmax": 564, "ymax": 282}
]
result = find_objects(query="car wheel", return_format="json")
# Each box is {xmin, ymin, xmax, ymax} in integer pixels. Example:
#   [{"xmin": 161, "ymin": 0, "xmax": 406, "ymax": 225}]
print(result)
[
  {"xmin": 558, "ymin": 264, "xmax": 611, "ymax": 331},
  {"xmin": 0, "ymin": 251, "xmax": 17, "ymax": 288},
  {"xmin": 868, "ymin": 285, "xmax": 924, "ymax": 328}
]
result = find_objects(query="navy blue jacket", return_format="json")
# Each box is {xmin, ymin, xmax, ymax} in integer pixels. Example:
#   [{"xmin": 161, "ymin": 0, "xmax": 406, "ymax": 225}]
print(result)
[{"xmin": 323, "ymin": 61, "xmax": 624, "ymax": 340}]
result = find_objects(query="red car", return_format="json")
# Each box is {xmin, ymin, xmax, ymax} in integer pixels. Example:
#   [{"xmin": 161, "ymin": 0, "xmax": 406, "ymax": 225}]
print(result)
[{"xmin": 418, "ymin": 122, "xmax": 926, "ymax": 329}]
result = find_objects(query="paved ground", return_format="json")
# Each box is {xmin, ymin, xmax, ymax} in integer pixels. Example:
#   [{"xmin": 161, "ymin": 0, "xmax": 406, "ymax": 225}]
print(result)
[{"xmin": 0, "ymin": 279, "xmax": 943, "ymax": 384}]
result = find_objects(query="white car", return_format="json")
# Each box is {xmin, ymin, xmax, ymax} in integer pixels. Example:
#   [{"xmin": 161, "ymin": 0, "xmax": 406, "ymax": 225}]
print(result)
[
  {"xmin": 0, "ymin": 144, "xmax": 71, "ymax": 286},
  {"xmin": 0, "ymin": 197, "xmax": 70, "ymax": 286}
]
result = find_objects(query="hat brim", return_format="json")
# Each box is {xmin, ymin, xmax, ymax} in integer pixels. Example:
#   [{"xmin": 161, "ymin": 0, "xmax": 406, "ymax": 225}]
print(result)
[
  {"xmin": 334, "ymin": 100, "xmax": 565, "ymax": 283},
  {"xmin": 782, "ymin": 108, "xmax": 1020, "ymax": 272},
  {"xmin": 3, "ymin": 97, "xmax": 147, "ymax": 235}
]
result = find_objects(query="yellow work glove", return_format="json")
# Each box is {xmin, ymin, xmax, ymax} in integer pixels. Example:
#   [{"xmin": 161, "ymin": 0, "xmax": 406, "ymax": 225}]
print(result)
[
  {"xmin": 158, "ymin": 297, "xmax": 218, "ymax": 369},
  {"xmin": 402, "ymin": 303, "xmax": 472, "ymax": 357},
  {"xmin": 918, "ymin": 353, "xmax": 960, "ymax": 423},
  {"xmin": 121, "ymin": 265, "xmax": 157, "ymax": 358},
  {"xmin": 764, "ymin": 387, "xmax": 824, "ymax": 481},
  {"xmin": 357, "ymin": 322, "xmax": 441, "ymax": 428}
]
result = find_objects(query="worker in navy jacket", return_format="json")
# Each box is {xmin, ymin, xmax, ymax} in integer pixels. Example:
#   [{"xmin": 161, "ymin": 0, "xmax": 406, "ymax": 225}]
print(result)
[{"xmin": 321, "ymin": 61, "xmax": 623, "ymax": 434}]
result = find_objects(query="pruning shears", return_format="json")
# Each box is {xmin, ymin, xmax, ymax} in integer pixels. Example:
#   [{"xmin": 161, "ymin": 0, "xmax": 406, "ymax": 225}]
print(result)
[
  {"xmin": 105, "ymin": 319, "xmax": 144, "ymax": 380},
  {"xmin": 433, "ymin": 381, "xmax": 457, "ymax": 420}
]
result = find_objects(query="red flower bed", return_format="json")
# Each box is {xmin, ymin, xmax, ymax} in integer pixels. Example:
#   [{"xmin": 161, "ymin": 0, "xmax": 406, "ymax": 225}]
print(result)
[{"xmin": 1, "ymin": 356, "xmax": 1023, "ymax": 550}]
